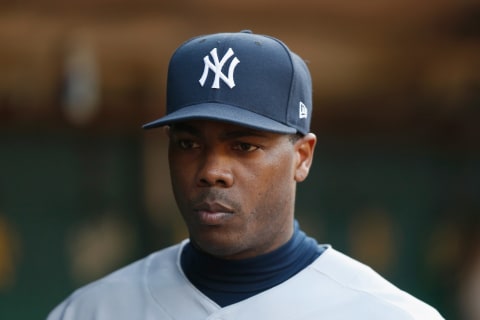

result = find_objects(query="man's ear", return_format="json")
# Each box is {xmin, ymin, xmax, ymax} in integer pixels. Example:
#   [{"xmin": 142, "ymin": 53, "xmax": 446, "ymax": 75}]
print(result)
[{"xmin": 294, "ymin": 133, "xmax": 316, "ymax": 182}]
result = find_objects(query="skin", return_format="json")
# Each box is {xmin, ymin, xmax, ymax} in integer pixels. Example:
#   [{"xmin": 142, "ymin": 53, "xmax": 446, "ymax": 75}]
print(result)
[{"xmin": 167, "ymin": 120, "xmax": 316, "ymax": 260}]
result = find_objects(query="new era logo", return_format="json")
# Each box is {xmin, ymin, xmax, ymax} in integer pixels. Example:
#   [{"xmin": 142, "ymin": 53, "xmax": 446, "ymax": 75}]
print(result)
[
  {"xmin": 299, "ymin": 102, "xmax": 308, "ymax": 119},
  {"xmin": 199, "ymin": 48, "xmax": 240, "ymax": 89}
]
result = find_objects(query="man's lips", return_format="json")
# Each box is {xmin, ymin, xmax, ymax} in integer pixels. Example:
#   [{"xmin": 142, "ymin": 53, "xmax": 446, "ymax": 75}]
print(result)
[{"xmin": 193, "ymin": 202, "xmax": 235, "ymax": 225}]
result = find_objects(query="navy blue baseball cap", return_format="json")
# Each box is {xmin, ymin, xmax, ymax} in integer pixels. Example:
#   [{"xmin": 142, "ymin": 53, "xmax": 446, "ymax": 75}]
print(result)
[{"xmin": 143, "ymin": 30, "xmax": 312, "ymax": 134}]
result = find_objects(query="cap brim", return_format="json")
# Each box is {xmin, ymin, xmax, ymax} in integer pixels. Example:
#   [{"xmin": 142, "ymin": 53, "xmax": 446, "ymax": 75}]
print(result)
[{"xmin": 142, "ymin": 103, "xmax": 297, "ymax": 134}]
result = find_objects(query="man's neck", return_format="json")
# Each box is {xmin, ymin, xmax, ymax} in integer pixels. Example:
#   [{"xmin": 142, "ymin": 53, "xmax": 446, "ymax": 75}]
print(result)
[{"xmin": 181, "ymin": 221, "xmax": 326, "ymax": 307}]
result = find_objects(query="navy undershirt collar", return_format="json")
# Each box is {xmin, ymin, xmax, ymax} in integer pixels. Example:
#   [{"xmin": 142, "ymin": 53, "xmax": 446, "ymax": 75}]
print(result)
[{"xmin": 180, "ymin": 221, "xmax": 325, "ymax": 307}]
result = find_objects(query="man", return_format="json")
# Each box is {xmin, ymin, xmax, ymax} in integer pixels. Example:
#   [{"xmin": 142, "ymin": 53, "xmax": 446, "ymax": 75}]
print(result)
[{"xmin": 47, "ymin": 31, "xmax": 444, "ymax": 319}]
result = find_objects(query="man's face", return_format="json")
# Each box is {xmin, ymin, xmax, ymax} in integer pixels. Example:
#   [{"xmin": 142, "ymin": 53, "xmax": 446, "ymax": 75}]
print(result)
[{"xmin": 167, "ymin": 120, "xmax": 315, "ymax": 260}]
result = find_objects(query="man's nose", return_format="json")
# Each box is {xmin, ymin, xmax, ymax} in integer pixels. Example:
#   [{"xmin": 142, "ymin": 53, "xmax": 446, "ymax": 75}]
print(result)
[{"xmin": 196, "ymin": 150, "xmax": 234, "ymax": 188}]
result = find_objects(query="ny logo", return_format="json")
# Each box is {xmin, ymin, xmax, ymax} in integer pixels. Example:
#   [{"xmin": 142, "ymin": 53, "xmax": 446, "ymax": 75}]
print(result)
[{"xmin": 199, "ymin": 48, "xmax": 240, "ymax": 89}]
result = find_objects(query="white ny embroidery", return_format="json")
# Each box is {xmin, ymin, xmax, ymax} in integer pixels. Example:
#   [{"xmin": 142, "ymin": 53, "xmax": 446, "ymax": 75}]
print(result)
[{"xmin": 199, "ymin": 48, "xmax": 240, "ymax": 89}]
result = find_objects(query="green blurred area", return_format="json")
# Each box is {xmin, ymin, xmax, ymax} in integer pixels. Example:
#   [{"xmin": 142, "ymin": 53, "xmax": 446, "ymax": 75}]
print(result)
[{"xmin": 0, "ymin": 131, "xmax": 146, "ymax": 318}]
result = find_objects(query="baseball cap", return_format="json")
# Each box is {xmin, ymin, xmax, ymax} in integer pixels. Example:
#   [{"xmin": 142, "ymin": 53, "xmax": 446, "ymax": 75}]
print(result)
[{"xmin": 142, "ymin": 30, "xmax": 312, "ymax": 134}]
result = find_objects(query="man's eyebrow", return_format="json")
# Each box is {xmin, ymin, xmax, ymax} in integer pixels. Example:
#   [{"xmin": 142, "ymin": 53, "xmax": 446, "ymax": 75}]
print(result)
[
  {"xmin": 169, "ymin": 123, "xmax": 200, "ymax": 136},
  {"xmin": 170, "ymin": 123, "xmax": 270, "ymax": 139},
  {"xmin": 220, "ymin": 129, "xmax": 269, "ymax": 140}
]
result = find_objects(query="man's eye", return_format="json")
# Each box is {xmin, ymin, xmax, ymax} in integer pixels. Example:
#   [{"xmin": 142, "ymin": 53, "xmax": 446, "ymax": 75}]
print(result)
[
  {"xmin": 178, "ymin": 140, "xmax": 199, "ymax": 149},
  {"xmin": 233, "ymin": 143, "xmax": 259, "ymax": 152}
]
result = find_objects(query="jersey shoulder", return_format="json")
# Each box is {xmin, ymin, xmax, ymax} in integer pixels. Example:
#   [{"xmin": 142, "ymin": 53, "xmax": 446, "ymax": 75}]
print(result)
[
  {"xmin": 309, "ymin": 247, "xmax": 444, "ymax": 319},
  {"xmin": 46, "ymin": 242, "xmax": 184, "ymax": 320}
]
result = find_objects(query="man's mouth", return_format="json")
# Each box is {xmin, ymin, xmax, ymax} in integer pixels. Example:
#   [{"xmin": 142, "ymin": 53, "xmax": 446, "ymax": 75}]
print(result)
[{"xmin": 193, "ymin": 202, "xmax": 235, "ymax": 225}]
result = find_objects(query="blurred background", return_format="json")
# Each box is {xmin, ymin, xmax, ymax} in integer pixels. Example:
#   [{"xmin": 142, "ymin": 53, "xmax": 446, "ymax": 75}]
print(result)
[{"xmin": 0, "ymin": 0, "xmax": 479, "ymax": 319}]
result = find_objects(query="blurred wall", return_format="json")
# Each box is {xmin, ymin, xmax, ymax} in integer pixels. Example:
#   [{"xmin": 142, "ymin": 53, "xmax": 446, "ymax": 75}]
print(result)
[{"xmin": 0, "ymin": 1, "xmax": 479, "ymax": 319}]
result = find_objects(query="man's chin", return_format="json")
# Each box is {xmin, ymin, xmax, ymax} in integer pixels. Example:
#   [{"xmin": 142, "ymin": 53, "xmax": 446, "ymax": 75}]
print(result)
[{"xmin": 189, "ymin": 235, "xmax": 247, "ymax": 259}]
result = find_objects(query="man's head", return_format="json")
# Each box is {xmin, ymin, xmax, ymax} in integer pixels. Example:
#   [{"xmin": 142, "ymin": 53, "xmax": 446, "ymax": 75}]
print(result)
[
  {"xmin": 143, "ymin": 30, "xmax": 312, "ymax": 134},
  {"xmin": 144, "ymin": 31, "xmax": 316, "ymax": 259}
]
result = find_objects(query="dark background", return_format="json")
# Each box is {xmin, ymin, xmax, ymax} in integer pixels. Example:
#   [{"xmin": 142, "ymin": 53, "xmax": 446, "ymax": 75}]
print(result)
[{"xmin": 0, "ymin": 1, "xmax": 479, "ymax": 319}]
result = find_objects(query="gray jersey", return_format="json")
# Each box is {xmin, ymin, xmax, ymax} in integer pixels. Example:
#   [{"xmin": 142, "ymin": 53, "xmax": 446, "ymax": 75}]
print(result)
[{"xmin": 47, "ymin": 241, "xmax": 443, "ymax": 320}]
